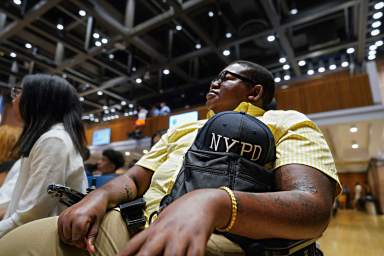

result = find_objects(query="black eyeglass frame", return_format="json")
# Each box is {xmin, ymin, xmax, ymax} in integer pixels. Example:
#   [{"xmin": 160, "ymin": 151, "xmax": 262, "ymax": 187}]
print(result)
[{"xmin": 212, "ymin": 70, "xmax": 257, "ymax": 86}]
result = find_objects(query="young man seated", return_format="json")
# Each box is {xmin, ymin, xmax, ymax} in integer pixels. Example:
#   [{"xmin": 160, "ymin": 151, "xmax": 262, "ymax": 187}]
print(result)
[{"xmin": 0, "ymin": 60, "xmax": 340, "ymax": 256}]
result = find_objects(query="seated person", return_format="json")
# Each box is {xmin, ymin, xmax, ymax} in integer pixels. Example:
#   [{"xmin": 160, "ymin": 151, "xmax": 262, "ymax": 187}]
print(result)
[
  {"xmin": 92, "ymin": 149, "xmax": 125, "ymax": 176},
  {"xmin": 0, "ymin": 125, "xmax": 22, "ymax": 186},
  {"xmin": 0, "ymin": 61, "xmax": 340, "ymax": 256},
  {"xmin": 0, "ymin": 74, "xmax": 88, "ymax": 238},
  {"xmin": 0, "ymin": 160, "xmax": 21, "ymax": 220}
]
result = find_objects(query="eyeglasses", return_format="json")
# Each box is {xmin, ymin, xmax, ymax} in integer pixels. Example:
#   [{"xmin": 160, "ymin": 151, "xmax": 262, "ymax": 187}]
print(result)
[
  {"xmin": 212, "ymin": 70, "xmax": 257, "ymax": 85},
  {"xmin": 10, "ymin": 86, "xmax": 22, "ymax": 99}
]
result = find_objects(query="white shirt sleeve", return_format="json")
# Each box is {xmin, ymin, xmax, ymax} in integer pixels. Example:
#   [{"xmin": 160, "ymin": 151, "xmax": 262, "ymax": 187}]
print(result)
[
  {"xmin": 0, "ymin": 160, "xmax": 21, "ymax": 209},
  {"xmin": 0, "ymin": 137, "xmax": 69, "ymax": 238}
]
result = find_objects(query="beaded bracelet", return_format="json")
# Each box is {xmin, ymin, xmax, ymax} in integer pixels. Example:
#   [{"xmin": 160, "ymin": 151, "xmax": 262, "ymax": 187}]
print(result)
[{"xmin": 217, "ymin": 186, "xmax": 238, "ymax": 232}]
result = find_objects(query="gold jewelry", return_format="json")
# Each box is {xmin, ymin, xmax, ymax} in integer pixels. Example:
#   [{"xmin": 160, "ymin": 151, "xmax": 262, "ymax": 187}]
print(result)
[{"xmin": 217, "ymin": 186, "xmax": 238, "ymax": 232}]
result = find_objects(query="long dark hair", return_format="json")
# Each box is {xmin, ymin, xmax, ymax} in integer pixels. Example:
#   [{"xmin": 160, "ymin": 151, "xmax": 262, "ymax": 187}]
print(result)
[{"xmin": 14, "ymin": 74, "xmax": 86, "ymax": 158}]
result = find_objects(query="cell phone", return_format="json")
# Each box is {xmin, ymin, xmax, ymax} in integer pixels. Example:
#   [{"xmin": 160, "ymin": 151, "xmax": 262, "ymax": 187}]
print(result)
[{"xmin": 47, "ymin": 184, "xmax": 86, "ymax": 207}]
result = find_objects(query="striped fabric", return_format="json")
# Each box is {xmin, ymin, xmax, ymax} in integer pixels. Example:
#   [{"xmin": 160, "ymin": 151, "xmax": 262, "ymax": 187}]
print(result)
[{"xmin": 137, "ymin": 102, "xmax": 341, "ymax": 223}]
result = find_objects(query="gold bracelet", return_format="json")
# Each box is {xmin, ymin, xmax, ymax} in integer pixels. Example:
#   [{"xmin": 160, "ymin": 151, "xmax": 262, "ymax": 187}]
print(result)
[{"xmin": 217, "ymin": 186, "xmax": 238, "ymax": 232}]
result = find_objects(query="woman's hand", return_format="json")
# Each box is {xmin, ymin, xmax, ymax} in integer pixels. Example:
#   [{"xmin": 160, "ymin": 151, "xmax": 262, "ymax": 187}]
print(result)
[
  {"xmin": 118, "ymin": 189, "xmax": 230, "ymax": 256},
  {"xmin": 57, "ymin": 191, "xmax": 109, "ymax": 254}
]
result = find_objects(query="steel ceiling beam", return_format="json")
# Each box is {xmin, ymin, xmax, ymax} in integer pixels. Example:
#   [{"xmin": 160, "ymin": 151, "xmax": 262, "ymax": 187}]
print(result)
[
  {"xmin": 356, "ymin": 0, "xmax": 369, "ymax": 63},
  {"xmin": 260, "ymin": 0, "xmax": 300, "ymax": 76},
  {"xmin": 0, "ymin": 0, "xmax": 62, "ymax": 42}
]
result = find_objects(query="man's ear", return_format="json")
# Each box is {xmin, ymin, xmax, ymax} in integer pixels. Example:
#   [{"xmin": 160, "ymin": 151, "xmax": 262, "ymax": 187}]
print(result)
[{"xmin": 248, "ymin": 84, "xmax": 263, "ymax": 105}]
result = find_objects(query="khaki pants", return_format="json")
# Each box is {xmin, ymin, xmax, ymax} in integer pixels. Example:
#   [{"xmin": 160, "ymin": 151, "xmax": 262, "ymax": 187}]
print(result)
[{"xmin": 0, "ymin": 210, "xmax": 244, "ymax": 256}]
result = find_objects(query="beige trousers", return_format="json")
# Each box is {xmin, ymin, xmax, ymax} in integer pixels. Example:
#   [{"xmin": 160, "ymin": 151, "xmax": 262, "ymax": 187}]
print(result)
[{"xmin": 0, "ymin": 210, "xmax": 244, "ymax": 256}]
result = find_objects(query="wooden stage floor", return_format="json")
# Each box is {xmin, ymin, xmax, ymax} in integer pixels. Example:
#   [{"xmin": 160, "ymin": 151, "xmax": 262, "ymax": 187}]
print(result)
[{"xmin": 318, "ymin": 209, "xmax": 384, "ymax": 256}]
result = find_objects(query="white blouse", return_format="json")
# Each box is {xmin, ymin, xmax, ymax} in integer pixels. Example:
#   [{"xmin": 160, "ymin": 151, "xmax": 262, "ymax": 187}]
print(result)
[{"xmin": 0, "ymin": 124, "xmax": 87, "ymax": 238}]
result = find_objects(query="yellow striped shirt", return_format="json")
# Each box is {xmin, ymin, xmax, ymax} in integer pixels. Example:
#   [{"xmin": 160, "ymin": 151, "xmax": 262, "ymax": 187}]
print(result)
[{"xmin": 137, "ymin": 102, "xmax": 341, "ymax": 222}]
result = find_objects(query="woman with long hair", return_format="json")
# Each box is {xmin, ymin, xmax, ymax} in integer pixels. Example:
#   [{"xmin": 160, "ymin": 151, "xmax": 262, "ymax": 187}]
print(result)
[{"xmin": 0, "ymin": 74, "xmax": 88, "ymax": 238}]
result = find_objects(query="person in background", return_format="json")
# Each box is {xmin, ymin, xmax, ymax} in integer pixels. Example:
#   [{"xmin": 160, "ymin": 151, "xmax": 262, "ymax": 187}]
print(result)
[
  {"xmin": 0, "ymin": 125, "xmax": 21, "ymax": 185},
  {"xmin": 353, "ymin": 182, "xmax": 363, "ymax": 210},
  {"xmin": 159, "ymin": 101, "xmax": 171, "ymax": 115},
  {"xmin": 150, "ymin": 104, "xmax": 160, "ymax": 117},
  {"xmin": 0, "ymin": 74, "xmax": 88, "ymax": 238},
  {"xmin": 0, "ymin": 160, "xmax": 21, "ymax": 220},
  {"xmin": 92, "ymin": 148, "xmax": 125, "ymax": 176},
  {"xmin": 0, "ymin": 61, "xmax": 340, "ymax": 255}
]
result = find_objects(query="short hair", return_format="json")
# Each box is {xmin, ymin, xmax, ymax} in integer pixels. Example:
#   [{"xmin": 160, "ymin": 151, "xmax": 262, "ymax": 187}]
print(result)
[
  {"xmin": 102, "ymin": 149, "xmax": 125, "ymax": 170},
  {"xmin": 230, "ymin": 60, "xmax": 275, "ymax": 108}
]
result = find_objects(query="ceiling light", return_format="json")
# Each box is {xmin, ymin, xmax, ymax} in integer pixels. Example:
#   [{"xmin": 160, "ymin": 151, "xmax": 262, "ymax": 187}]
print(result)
[
  {"xmin": 97, "ymin": 91, "xmax": 103, "ymax": 96},
  {"xmin": 94, "ymin": 118, "xmax": 99, "ymax": 122},
  {"xmin": 350, "ymin": 126, "xmax": 358, "ymax": 133},
  {"xmin": 132, "ymin": 66, "xmax": 136, "ymax": 72},
  {"xmin": 329, "ymin": 64, "xmax": 337, "ymax": 70},
  {"xmin": 298, "ymin": 60, "xmax": 306, "ymax": 66},
  {"xmin": 111, "ymin": 108, "xmax": 116, "ymax": 113},
  {"xmin": 279, "ymin": 57, "xmax": 287, "ymax": 63},
  {"xmin": 101, "ymin": 38, "xmax": 108, "ymax": 44},
  {"xmin": 135, "ymin": 78, "xmax": 142, "ymax": 84},
  {"xmin": 125, "ymin": 152, "xmax": 130, "ymax": 156},
  {"xmin": 56, "ymin": 24, "xmax": 64, "ymax": 30},
  {"xmin": 318, "ymin": 67, "xmax": 325, "ymax": 73},
  {"xmin": 283, "ymin": 74, "xmax": 291, "ymax": 81},
  {"xmin": 79, "ymin": 97, "xmax": 84, "ymax": 102},
  {"xmin": 128, "ymin": 103, "xmax": 134, "ymax": 108},
  {"xmin": 375, "ymin": 2, "xmax": 384, "ymax": 10},
  {"xmin": 93, "ymin": 32, "xmax": 100, "ymax": 39},
  {"xmin": 375, "ymin": 40, "xmax": 384, "ymax": 47},
  {"xmin": 222, "ymin": 49, "xmax": 231, "ymax": 56},
  {"xmin": 307, "ymin": 69, "xmax": 314, "ymax": 75},
  {"xmin": 372, "ymin": 21, "xmax": 382, "ymax": 28},
  {"xmin": 10, "ymin": 52, "xmax": 17, "ymax": 58},
  {"xmin": 369, "ymin": 44, "xmax": 378, "ymax": 51},
  {"xmin": 78, "ymin": 10, "xmax": 86, "ymax": 17},
  {"xmin": 352, "ymin": 143, "xmax": 359, "ymax": 149},
  {"xmin": 176, "ymin": 25, "xmax": 182, "ymax": 31},
  {"xmin": 274, "ymin": 77, "xmax": 281, "ymax": 83},
  {"xmin": 369, "ymin": 50, "xmax": 377, "ymax": 56},
  {"xmin": 124, "ymin": 112, "xmax": 129, "ymax": 116},
  {"xmin": 95, "ymin": 41, "xmax": 102, "ymax": 47},
  {"xmin": 121, "ymin": 101, "xmax": 127, "ymax": 106},
  {"xmin": 195, "ymin": 43, "xmax": 201, "ymax": 49},
  {"xmin": 108, "ymin": 53, "xmax": 114, "ymax": 59},
  {"xmin": 283, "ymin": 64, "xmax": 290, "ymax": 70},
  {"xmin": 346, "ymin": 48, "xmax": 355, "ymax": 54},
  {"xmin": 373, "ymin": 12, "xmax": 383, "ymax": 19},
  {"xmin": 267, "ymin": 35, "xmax": 276, "ymax": 42},
  {"xmin": 103, "ymin": 106, "xmax": 108, "ymax": 110},
  {"xmin": 290, "ymin": 8, "xmax": 298, "ymax": 15},
  {"xmin": 13, "ymin": 0, "xmax": 21, "ymax": 5},
  {"xmin": 208, "ymin": 11, "xmax": 214, "ymax": 17},
  {"xmin": 162, "ymin": 68, "xmax": 170, "ymax": 75},
  {"xmin": 341, "ymin": 61, "xmax": 349, "ymax": 68},
  {"xmin": 225, "ymin": 32, "xmax": 232, "ymax": 38},
  {"xmin": 368, "ymin": 54, "xmax": 377, "ymax": 60},
  {"xmin": 25, "ymin": 43, "xmax": 32, "ymax": 49},
  {"xmin": 371, "ymin": 29, "xmax": 380, "ymax": 36}
]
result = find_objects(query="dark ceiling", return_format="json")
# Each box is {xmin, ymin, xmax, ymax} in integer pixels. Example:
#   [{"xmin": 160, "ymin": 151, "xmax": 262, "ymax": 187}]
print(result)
[{"xmin": 0, "ymin": 0, "xmax": 382, "ymax": 123}]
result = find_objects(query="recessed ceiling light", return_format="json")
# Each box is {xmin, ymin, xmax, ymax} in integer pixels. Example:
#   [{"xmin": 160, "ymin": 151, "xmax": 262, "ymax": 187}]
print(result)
[
  {"xmin": 95, "ymin": 41, "xmax": 102, "ymax": 47},
  {"xmin": 369, "ymin": 44, "xmax": 378, "ymax": 51},
  {"xmin": 283, "ymin": 74, "xmax": 291, "ymax": 80},
  {"xmin": 108, "ymin": 53, "xmax": 114, "ymax": 59},
  {"xmin": 78, "ymin": 10, "xmax": 86, "ymax": 17},
  {"xmin": 329, "ymin": 64, "xmax": 337, "ymax": 70},
  {"xmin": 371, "ymin": 29, "xmax": 380, "ymax": 36},
  {"xmin": 352, "ymin": 143, "xmax": 359, "ymax": 149},
  {"xmin": 93, "ymin": 32, "xmax": 100, "ymax": 39},
  {"xmin": 103, "ymin": 106, "xmax": 108, "ymax": 110},
  {"xmin": 283, "ymin": 64, "xmax": 290, "ymax": 70},
  {"xmin": 341, "ymin": 61, "xmax": 349, "ymax": 68},
  {"xmin": 225, "ymin": 32, "xmax": 232, "ymax": 38},
  {"xmin": 373, "ymin": 12, "xmax": 383, "ymax": 20},
  {"xmin": 274, "ymin": 77, "xmax": 281, "ymax": 83},
  {"xmin": 136, "ymin": 78, "xmax": 142, "ymax": 84},
  {"xmin": 79, "ymin": 97, "xmax": 84, "ymax": 102},
  {"xmin": 208, "ymin": 11, "xmax": 214, "ymax": 17},
  {"xmin": 97, "ymin": 91, "xmax": 103, "ymax": 96},
  {"xmin": 298, "ymin": 60, "xmax": 306, "ymax": 66},
  {"xmin": 25, "ymin": 43, "xmax": 32, "ymax": 49},
  {"xmin": 350, "ymin": 126, "xmax": 358, "ymax": 133},
  {"xmin": 162, "ymin": 69, "xmax": 170, "ymax": 75},
  {"xmin": 121, "ymin": 101, "xmax": 127, "ymax": 106},
  {"xmin": 176, "ymin": 25, "xmax": 182, "ymax": 31},
  {"xmin": 279, "ymin": 57, "xmax": 287, "ymax": 63},
  {"xmin": 290, "ymin": 8, "xmax": 298, "ymax": 15},
  {"xmin": 375, "ymin": 40, "xmax": 384, "ymax": 47},
  {"xmin": 375, "ymin": 2, "xmax": 384, "ymax": 10},
  {"xmin": 368, "ymin": 54, "xmax": 376, "ymax": 60},
  {"xmin": 195, "ymin": 43, "xmax": 202, "ymax": 49},
  {"xmin": 222, "ymin": 49, "xmax": 231, "ymax": 56},
  {"xmin": 346, "ymin": 48, "xmax": 355, "ymax": 54},
  {"xmin": 13, "ymin": 0, "xmax": 21, "ymax": 5},
  {"xmin": 56, "ymin": 24, "xmax": 64, "ymax": 30},
  {"xmin": 307, "ymin": 69, "xmax": 314, "ymax": 75},
  {"xmin": 267, "ymin": 35, "xmax": 276, "ymax": 42},
  {"xmin": 10, "ymin": 52, "xmax": 17, "ymax": 58},
  {"xmin": 318, "ymin": 67, "xmax": 325, "ymax": 73},
  {"xmin": 101, "ymin": 38, "xmax": 108, "ymax": 44},
  {"xmin": 128, "ymin": 103, "xmax": 134, "ymax": 108},
  {"xmin": 132, "ymin": 66, "xmax": 136, "ymax": 72},
  {"xmin": 372, "ymin": 21, "xmax": 382, "ymax": 28}
]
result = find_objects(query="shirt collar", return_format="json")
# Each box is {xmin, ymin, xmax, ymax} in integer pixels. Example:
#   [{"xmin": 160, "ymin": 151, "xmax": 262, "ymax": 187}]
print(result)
[{"xmin": 206, "ymin": 102, "xmax": 265, "ymax": 119}]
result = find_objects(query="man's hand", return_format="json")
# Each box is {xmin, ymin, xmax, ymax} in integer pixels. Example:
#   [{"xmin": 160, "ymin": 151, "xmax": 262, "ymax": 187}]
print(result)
[
  {"xmin": 117, "ymin": 189, "xmax": 231, "ymax": 256},
  {"xmin": 57, "ymin": 191, "xmax": 109, "ymax": 253}
]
